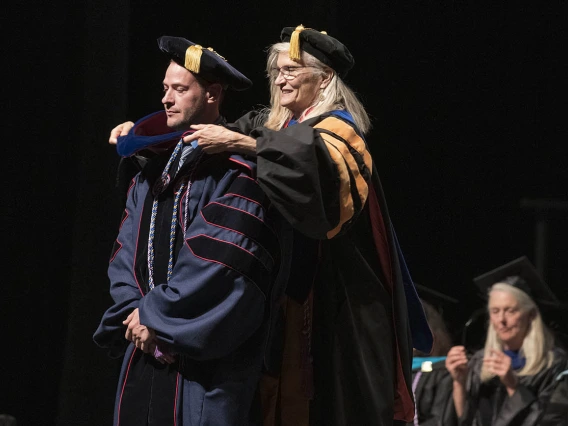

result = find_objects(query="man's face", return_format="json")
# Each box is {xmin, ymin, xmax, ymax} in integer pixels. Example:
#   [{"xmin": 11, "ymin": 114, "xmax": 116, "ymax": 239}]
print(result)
[{"xmin": 162, "ymin": 61, "xmax": 208, "ymax": 130}]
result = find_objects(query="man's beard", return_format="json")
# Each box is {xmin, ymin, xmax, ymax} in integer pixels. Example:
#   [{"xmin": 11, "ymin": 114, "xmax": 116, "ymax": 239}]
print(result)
[{"xmin": 168, "ymin": 97, "xmax": 207, "ymax": 131}]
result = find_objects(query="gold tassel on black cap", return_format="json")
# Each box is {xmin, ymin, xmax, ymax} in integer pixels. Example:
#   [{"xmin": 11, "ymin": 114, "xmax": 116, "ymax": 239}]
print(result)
[
  {"xmin": 289, "ymin": 25, "xmax": 329, "ymax": 61},
  {"xmin": 289, "ymin": 25, "xmax": 305, "ymax": 61},
  {"xmin": 184, "ymin": 44, "xmax": 203, "ymax": 73}
]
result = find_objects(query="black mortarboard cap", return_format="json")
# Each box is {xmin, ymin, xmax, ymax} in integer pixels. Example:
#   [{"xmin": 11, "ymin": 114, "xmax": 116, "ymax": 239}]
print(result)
[
  {"xmin": 280, "ymin": 25, "xmax": 354, "ymax": 78},
  {"xmin": 157, "ymin": 36, "xmax": 252, "ymax": 91},
  {"xmin": 473, "ymin": 256, "xmax": 559, "ymax": 308}
]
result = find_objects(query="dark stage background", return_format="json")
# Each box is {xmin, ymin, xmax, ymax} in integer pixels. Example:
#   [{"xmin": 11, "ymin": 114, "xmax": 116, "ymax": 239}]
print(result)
[{"xmin": 3, "ymin": 1, "xmax": 567, "ymax": 425}]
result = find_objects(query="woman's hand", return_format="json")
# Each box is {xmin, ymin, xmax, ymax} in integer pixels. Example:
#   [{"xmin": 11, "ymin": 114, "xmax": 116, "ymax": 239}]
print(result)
[
  {"xmin": 483, "ymin": 349, "xmax": 518, "ymax": 395},
  {"xmin": 446, "ymin": 345, "xmax": 469, "ymax": 385},
  {"xmin": 109, "ymin": 121, "xmax": 135, "ymax": 144},
  {"xmin": 185, "ymin": 124, "xmax": 257, "ymax": 155}
]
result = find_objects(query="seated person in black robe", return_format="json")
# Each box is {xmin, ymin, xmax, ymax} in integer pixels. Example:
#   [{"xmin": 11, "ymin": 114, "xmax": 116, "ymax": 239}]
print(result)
[
  {"xmin": 444, "ymin": 256, "xmax": 567, "ymax": 426},
  {"xmin": 408, "ymin": 289, "xmax": 456, "ymax": 426}
]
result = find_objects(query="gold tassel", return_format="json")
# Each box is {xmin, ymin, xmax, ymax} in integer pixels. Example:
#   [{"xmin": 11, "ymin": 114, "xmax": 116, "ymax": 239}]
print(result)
[
  {"xmin": 289, "ymin": 25, "xmax": 305, "ymax": 62},
  {"xmin": 184, "ymin": 44, "xmax": 203, "ymax": 73}
]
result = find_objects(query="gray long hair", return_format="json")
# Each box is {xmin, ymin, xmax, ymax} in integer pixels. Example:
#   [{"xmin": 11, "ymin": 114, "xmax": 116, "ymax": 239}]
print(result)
[{"xmin": 263, "ymin": 42, "xmax": 371, "ymax": 134}]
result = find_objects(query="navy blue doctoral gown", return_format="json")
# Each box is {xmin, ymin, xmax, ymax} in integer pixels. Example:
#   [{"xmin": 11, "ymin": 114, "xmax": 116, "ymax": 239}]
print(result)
[{"xmin": 94, "ymin": 119, "xmax": 284, "ymax": 426}]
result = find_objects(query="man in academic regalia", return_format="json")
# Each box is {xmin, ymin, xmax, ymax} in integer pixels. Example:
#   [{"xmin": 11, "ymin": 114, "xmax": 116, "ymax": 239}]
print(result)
[{"xmin": 93, "ymin": 36, "xmax": 286, "ymax": 426}]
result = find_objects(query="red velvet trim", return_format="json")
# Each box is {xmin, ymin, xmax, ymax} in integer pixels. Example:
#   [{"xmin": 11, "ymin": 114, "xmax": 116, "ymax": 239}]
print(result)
[
  {"xmin": 126, "ymin": 178, "xmax": 136, "ymax": 198},
  {"xmin": 186, "ymin": 233, "xmax": 261, "ymax": 259},
  {"xmin": 181, "ymin": 130, "xmax": 195, "ymax": 138},
  {"xmin": 228, "ymin": 157, "xmax": 256, "ymax": 178},
  {"xmin": 184, "ymin": 233, "xmax": 264, "ymax": 286},
  {"xmin": 199, "ymin": 205, "xmax": 276, "ymax": 265},
  {"xmin": 174, "ymin": 372, "xmax": 180, "ymax": 426},
  {"xmin": 119, "ymin": 210, "xmax": 130, "ymax": 230},
  {"xmin": 367, "ymin": 188, "xmax": 393, "ymax": 291},
  {"xmin": 225, "ymin": 192, "xmax": 264, "ymax": 207},
  {"xmin": 109, "ymin": 240, "xmax": 123, "ymax": 263},
  {"xmin": 367, "ymin": 185, "xmax": 415, "ymax": 422}
]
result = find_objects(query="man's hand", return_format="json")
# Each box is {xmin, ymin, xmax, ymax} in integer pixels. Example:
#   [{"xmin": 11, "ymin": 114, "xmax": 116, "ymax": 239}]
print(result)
[
  {"xmin": 123, "ymin": 308, "xmax": 141, "ymax": 340},
  {"xmin": 123, "ymin": 308, "xmax": 156, "ymax": 353},
  {"xmin": 123, "ymin": 309, "xmax": 175, "ymax": 363},
  {"xmin": 185, "ymin": 124, "xmax": 257, "ymax": 155},
  {"xmin": 446, "ymin": 345, "xmax": 469, "ymax": 385},
  {"xmin": 483, "ymin": 349, "xmax": 518, "ymax": 395},
  {"xmin": 132, "ymin": 325, "xmax": 156, "ymax": 353},
  {"xmin": 109, "ymin": 121, "xmax": 135, "ymax": 145}
]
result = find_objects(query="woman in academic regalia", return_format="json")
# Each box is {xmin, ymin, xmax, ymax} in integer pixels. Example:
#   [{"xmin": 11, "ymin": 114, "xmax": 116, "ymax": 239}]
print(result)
[
  {"xmin": 444, "ymin": 256, "xmax": 567, "ymax": 426},
  {"xmin": 189, "ymin": 25, "xmax": 432, "ymax": 426}
]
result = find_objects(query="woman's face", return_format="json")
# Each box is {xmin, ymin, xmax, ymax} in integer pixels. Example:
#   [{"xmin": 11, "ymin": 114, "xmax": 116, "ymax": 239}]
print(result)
[
  {"xmin": 273, "ymin": 52, "xmax": 325, "ymax": 118},
  {"xmin": 488, "ymin": 290, "xmax": 533, "ymax": 350}
]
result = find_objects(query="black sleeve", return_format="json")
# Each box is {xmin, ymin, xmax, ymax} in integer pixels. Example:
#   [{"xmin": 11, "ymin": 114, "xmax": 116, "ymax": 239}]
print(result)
[
  {"xmin": 252, "ymin": 116, "xmax": 372, "ymax": 240},
  {"xmin": 414, "ymin": 368, "xmax": 455, "ymax": 426},
  {"xmin": 494, "ymin": 357, "xmax": 567, "ymax": 426},
  {"xmin": 228, "ymin": 110, "xmax": 269, "ymax": 136},
  {"xmin": 442, "ymin": 351, "xmax": 484, "ymax": 426},
  {"xmin": 443, "ymin": 351, "xmax": 568, "ymax": 426},
  {"xmin": 541, "ymin": 371, "xmax": 568, "ymax": 426}
]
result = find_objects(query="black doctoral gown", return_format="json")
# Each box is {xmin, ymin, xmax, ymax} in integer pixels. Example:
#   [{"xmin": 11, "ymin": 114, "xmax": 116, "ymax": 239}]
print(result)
[
  {"xmin": 231, "ymin": 110, "xmax": 432, "ymax": 426},
  {"xmin": 442, "ymin": 348, "xmax": 568, "ymax": 426},
  {"xmin": 406, "ymin": 359, "xmax": 453, "ymax": 426},
  {"xmin": 109, "ymin": 108, "xmax": 433, "ymax": 426}
]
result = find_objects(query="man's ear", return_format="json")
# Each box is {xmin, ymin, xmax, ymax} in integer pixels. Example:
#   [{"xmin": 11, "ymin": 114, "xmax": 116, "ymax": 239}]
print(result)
[{"xmin": 206, "ymin": 83, "xmax": 223, "ymax": 103}]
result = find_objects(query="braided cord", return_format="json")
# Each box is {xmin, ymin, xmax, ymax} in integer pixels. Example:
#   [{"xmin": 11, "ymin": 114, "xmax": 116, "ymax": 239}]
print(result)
[
  {"xmin": 147, "ymin": 141, "xmax": 183, "ymax": 290},
  {"xmin": 147, "ymin": 142, "xmax": 203, "ymax": 290},
  {"xmin": 166, "ymin": 180, "xmax": 186, "ymax": 281}
]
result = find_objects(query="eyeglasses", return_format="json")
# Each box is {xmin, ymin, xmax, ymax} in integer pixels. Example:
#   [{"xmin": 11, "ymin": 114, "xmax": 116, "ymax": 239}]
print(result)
[{"xmin": 269, "ymin": 66, "xmax": 317, "ymax": 80}]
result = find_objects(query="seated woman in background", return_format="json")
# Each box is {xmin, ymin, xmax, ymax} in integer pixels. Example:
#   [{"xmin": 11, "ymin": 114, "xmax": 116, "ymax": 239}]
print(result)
[{"xmin": 444, "ymin": 256, "xmax": 567, "ymax": 426}]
